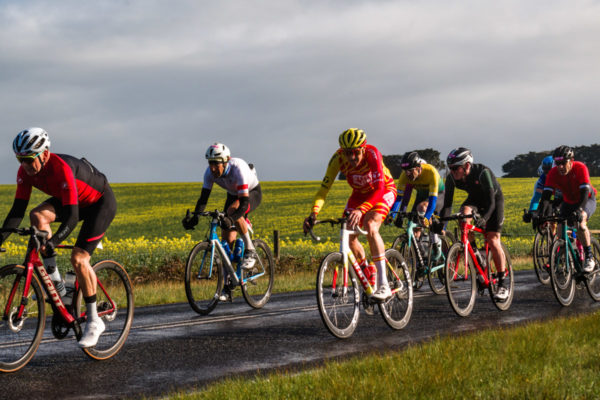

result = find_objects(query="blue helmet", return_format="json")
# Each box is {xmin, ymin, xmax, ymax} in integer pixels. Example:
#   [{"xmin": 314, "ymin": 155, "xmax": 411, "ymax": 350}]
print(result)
[{"xmin": 537, "ymin": 155, "xmax": 554, "ymax": 176}]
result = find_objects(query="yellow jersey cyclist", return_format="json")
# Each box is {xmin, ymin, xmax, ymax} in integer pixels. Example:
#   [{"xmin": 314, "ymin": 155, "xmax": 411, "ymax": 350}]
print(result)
[
  {"xmin": 303, "ymin": 129, "xmax": 397, "ymax": 300},
  {"xmin": 440, "ymin": 147, "xmax": 509, "ymax": 302},
  {"xmin": 182, "ymin": 143, "xmax": 262, "ymax": 300}
]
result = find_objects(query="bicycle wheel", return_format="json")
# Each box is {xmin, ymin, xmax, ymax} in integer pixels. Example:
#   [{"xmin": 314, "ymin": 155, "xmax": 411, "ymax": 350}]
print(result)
[
  {"xmin": 487, "ymin": 243, "xmax": 514, "ymax": 311},
  {"xmin": 184, "ymin": 241, "xmax": 223, "ymax": 315},
  {"xmin": 316, "ymin": 252, "xmax": 360, "ymax": 339},
  {"xmin": 75, "ymin": 260, "xmax": 134, "ymax": 360},
  {"xmin": 379, "ymin": 249, "xmax": 413, "ymax": 330},
  {"xmin": 549, "ymin": 239, "xmax": 575, "ymax": 306},
  {"xmin": 445, "ymin": 243, "xmax": 477, "ymax": 317},
  {"xmin": 0, "ymin": 265, "xmax": 45, "ymax": 373},
  {"xmin": 241, "ymin": 239, "xmax": 275, "ymax": 309},
  {"xmin": 393, "ymin": 235, "xmax": 422, "ymax": 290},
  {"xmin": 427, "ymin": 235, "xmax": 452, "ymax": 295},
  {"xmin": 533, "ymin": 228, "xmax": 551, "ymax": 285},
  {"xmin": 584, "ymin": 237, "xmax": 600, "ymax": 301}
]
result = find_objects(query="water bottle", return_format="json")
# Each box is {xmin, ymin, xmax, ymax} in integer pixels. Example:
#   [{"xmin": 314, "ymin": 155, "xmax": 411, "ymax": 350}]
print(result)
[
  {"xmin": 233, "ymin": 238, "xmax": 245, "ymax": 263},
  {"xmin": 63, "ymin": 271, "xmax": 76, "ymax": 307},
  {"xmin": 47, "ymin": 265, "xmax": 66, "ymax": 297},
  {"xmin": 221, "ymin": 240, "xmax": 233, "ymax": 260}
]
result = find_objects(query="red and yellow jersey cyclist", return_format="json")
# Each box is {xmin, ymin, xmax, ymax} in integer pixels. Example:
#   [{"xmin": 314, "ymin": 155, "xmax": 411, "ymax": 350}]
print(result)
[
  {"xmin": 303, "ymin": 128, "xmax": 396, "ymax": 300},
  {"xmin": 0, "ymin": 127, "xmax": 117, "ymax": 348}
]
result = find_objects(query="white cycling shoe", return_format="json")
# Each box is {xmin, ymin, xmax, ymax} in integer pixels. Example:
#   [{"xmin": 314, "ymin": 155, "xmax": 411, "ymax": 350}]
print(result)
[
  {"xmin": 583, "ymin": 257, "xmax": 596, "ymax": 273},
  {"xmin": 78, "ymin": 318, "xmax": 105, "ymax": 348},
  {"xmin": 372, "ymin": 284, "xmax": 391, "ymax": 301}
]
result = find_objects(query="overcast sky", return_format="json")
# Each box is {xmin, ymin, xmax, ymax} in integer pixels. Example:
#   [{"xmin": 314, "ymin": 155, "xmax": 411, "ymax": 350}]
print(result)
[{"xmin": 0, "ymin": 0, "xmax": 598, "ymax": 183}]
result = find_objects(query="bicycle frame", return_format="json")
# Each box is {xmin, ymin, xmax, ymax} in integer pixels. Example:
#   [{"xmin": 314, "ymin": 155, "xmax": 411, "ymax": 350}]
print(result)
[
  {"xmin": 558, "ymin": 222, "xmax": 584, "ymax": 275},
  {"xmin": 404, "ymin": 214, "xmax": 446, "ymax": 275},
  {"xmin": 455, "ymin": 219, "xmax": 492, "ymax": 288}
]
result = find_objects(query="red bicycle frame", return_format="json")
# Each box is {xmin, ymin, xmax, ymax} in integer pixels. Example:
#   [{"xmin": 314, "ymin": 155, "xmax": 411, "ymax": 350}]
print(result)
[{"xmin": 456, "ymin": 219, "xmax": 492, "ymax": 288}]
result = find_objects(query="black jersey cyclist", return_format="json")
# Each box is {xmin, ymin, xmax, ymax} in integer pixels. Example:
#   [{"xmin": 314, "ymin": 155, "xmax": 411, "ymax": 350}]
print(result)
[
  {"xmin": 538, "ymin": 145, "xmax": 597, "ymax": 272},
  {"xmin": 0, "ymin": 127, "xmax": 117, "ymax": 348},
  {"xmin": 182, "ymin": 143, "xmax": 262, "ymax": 300},
  {"xmin": 440, "ymin": 147, "xmax": 509, "ymax": 301}
]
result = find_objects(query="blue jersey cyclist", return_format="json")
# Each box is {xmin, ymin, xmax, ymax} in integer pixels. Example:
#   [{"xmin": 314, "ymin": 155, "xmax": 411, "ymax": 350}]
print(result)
[
  {"xmin": 523, "ymin": 155, "xmax": 562, "ymax": 223},
  {"xmin": 182, "ymin": 143, "xmax": 262, "ymax": 300}
]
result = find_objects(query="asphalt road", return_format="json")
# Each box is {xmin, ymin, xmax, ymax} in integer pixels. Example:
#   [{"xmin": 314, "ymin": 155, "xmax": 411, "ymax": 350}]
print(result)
[{"xmin": 2, "ymin": 270, "xmax": 600, "ymax": 399}]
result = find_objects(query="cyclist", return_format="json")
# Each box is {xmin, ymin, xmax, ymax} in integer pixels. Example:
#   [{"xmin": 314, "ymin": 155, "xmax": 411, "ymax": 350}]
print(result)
[
  {"xmin": 182, "ymin": 143, "xmax": 261, "ymax": 301},
  {"xmin": 303, "ymin": 128, "xmax": 397, "ymax": 300},
  {"xmin": 538, "ymin": 145, "xmax": 597, "ymax": 272},
  {"xmin": 0, "ymin": 127, "xmax": 117, "ymax": 348},
  {"xmin": 440, "ymin": 147, "xmax": 509, "ymax": 301},
  {"xmin": 523, "ymin": 155, "xmax": 562, "ymax": 223}
]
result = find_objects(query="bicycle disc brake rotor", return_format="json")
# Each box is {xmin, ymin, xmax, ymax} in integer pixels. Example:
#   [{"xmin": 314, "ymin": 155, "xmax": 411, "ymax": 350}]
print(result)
[
  {"xmin": 7, "ymin": 307, "xmax": 25, "ymax": 332},
  {"xmin": 99, "ymin": 301, "xmax": 117, "ymax": 322}
]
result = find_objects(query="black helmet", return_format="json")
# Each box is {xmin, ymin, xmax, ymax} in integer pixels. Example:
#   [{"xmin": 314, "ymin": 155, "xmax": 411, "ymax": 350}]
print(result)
[
  {"xmin": 553, "ymin": 145, "xmax": 574, "ymax": 162},
  {"xmin": 447, "ymin": 147, "xmax": 473, "ymax": 168},
  {"xmin": 400, "ymin": 151, "xmax": 421, "ymax": 170}
]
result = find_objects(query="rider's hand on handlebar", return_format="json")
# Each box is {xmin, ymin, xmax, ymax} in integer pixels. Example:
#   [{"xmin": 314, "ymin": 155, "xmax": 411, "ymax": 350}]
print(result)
[
  {"xmin": 303, "ymin": 214, "xmax": 316, "ymax": 234},
  {"xmin": 394, "ymin": 216, "xmax": 403, "ymax": 228},
  {"xmin": 347, "ymin": 209, "xmax": 363, "ymax": 230},
  {"xmin": 475, "ymin": 216, "xmax": 487, "ymax": 229},
  {"xmin": 522, "ymin": 211, "xmax": 532, "ymax": 224},
  {"xmin": 420, "ymin": 216, "xmax": 431, "ymax": 228},
  {"xmin": 41, "ymin": 240, "xmax": 57, "ymax": 258},
  {"xmin": 182, "ymin": 213, "xmax": 198, "ymax": 230},
  {"xmin": 383, "ymin": 214, "xmax": 394, "ymax": 226}
]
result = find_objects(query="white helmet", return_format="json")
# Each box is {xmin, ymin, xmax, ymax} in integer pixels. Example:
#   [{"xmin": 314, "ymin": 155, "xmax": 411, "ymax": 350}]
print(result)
[
  {"xmin": 13, "ymin": 127, "xmax": 51, "ymax": 156},
  {"xmin": 205, "ymin": 143, "xmax": 230, "ymax": 163}
]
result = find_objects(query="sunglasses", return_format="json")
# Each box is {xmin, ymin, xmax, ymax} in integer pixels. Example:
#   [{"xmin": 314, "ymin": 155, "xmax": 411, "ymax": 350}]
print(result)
[
  {"xmin": 449, "ymin": 165, "xmax": 463, "ymax": 172},
  {"xmin": 554, "ymin": 158, "xmax": 570, "ymax": 166},
  {"xmin": 16, "ymin": 153, "xmax": 41, "ymax": 164},
  {"xmin": 343, "ymin": 148, "xmax": 363, "ymax": 157}
]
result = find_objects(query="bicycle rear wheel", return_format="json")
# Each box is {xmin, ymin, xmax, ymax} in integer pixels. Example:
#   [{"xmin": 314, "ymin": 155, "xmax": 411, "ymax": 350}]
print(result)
[
  {"xmin": 379, "ymin": 249, "xmax": 413, "ymax": 330},
  {"xmin": 0, "ymin": 265, "xmax": 45, "ymax": 373},
  {"xmin": 549, "ymin": 239, "xmax": 575, "ymax": 306},
  {"xmin": 393, "ymin": 235, "xmax": 423, "ymax": 290},
  {"xmin": 487, "ymin": 243, "xmax": 514, "ymax": 311},
  {"xmin": 316, "ymin": 252, "xmax": 359, "ymax": 339},
  {"xmin": 445, "ymin": 243, "xmax": 477, "ymax": 317},
  {"xmin": 76, "ymin": 260, "xmax": 134, "ymax": 360},
  {"xmin": 584, "ymin": 237, "xmax": 600, "ymax": 301},
  {"xmin": 184, "ymin": 241, "xmax": 223, "ymax": 315},
  {"xmin": 533, "ymin": 228, "xmax": 552, "ymax": 285},
  {"xmin": 427, "ymin": 235, "xmax": 452, "ymax": 295},
  {"xmin": 241, "ymin": 239, "xmax": 275, "ymax": 309}
]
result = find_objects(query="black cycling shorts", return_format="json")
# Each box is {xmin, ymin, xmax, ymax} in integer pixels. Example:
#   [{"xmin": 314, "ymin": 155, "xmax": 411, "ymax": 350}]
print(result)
[
  {"xmin": 43, "ymin": 184, "xmax": 117, "ymax": 255},
  {"xmin": 224, "ymin": 184, "xmax": 262, "ymax": 218},
  {"xmin": 462, "ymin": 194, "xmax": 504, "ymax": 233},
  {"xmin": 560, "ymin": 192, "xmax": 596, "ymax": 221}
]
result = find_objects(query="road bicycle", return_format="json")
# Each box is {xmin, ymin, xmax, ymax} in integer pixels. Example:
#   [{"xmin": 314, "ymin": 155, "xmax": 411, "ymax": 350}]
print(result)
[
  {"xmin": 0, "ymin": 227, "xmax": 134, "ymax": 373},
  {"xmin": 441, "ymin": 213, "xmax": 514, "ymax": 317},
  {"xmin": 531, "ymin": 214, "xmax": 555, "ymax": 286},
  {"xmin": 184, "ymin": 210, "xmax": 274, "ymax": 315},
  {"xmin": 542, "ymin": 215, "xmax": 600, "ymax": 306},
  {"xmin": 390, "ymin": 211, "xmax": 454, "ymax": 294},
  {"xmin": 308, "ymin": 216, "xmax": 413, "ymax": 339}
]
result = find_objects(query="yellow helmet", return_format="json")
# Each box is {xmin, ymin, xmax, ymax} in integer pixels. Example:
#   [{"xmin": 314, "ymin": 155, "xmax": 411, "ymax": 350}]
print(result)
[{"xmin": 338, "ymin": 128, "xmax": 367, "ymax": 149}]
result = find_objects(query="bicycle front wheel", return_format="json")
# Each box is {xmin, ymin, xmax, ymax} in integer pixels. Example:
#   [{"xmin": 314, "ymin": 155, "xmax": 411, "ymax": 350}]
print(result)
[
  {"xmin": 379, "ymin": 249, "xmax": 413, "ymax": 330},
  {"xmin": 184, "ymin": 241, "xmax": 223, "ymax": 315},
  {"xmin": 549, "ymin": 239, "xmax": 575, "ymax": 306},
  {"xmin": 76, "ymin": 260, "xmax": 134, "ymax": 360},
  {"xmin": 445, "ymin": 243, "xmax": 477, "ymax": 317},
  {"xmin": 584, "ymin": 237, "xmax": 600, "ymax": 301},
  {"xmin": 0, "ymin": 264, "xmax": 46, "ymax": 373},
  {"xmin": 393, "ymin": 235, "xmax": 422, "ymax": 290},
  {"xmin": 487, "ymin": 243, "xmax": 514, "ymax": 311},
  {"xmin": 241, "ymin": 239, "xmax": 275, "ymax": 309},
  {"xmin": 316, "ymin": 252, "xmax": 359, "ymax": 339},
  {"xmin": 427, "ymin": 235, "xmax": 452, "ymax": 295},
  {"xmin": 533, "ymin": 229, "xmax": 551, "ymax": 285}
]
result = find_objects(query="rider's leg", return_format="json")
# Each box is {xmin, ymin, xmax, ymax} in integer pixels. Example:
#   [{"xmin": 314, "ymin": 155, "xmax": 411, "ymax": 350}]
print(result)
[
  {"xmin": 363, "ymin": 211, "xmax": 389, "ymax": 290},
  {"xmin": 29, "ymin": 202, "xmax": 65, "ymax": 294},
  {"xmin": 486, "ymin": 232, "xmax": 506, "ymax": 273}
]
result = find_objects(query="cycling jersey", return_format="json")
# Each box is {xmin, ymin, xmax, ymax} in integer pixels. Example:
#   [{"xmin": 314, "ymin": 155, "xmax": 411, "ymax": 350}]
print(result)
[
  {"xmin": 544, "ymin": 161, "xmax": 597, "ymax": 205},
  {"xmin": 528, "ymin": 173, "xmax": 562, "ymax": 212},
  {"xmin": 312, "ymin": 144, "xmax": 396, "ymax": 215},
  {"xmin": 202, "ymin": 158, "xmax": 259, "ymax": 196},
  {"xmin": 393, "ymin": 163, "xmax": 444, "ymax": 219}
]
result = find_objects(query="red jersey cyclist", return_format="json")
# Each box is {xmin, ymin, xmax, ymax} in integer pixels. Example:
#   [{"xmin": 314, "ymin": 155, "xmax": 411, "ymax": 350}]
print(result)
[
  {"xmin": 538, "ymin": 145, "xmax": 597, "ymax": 272},
  {"xmin": 0, "ymin": 128, "xmax": 117, "ymax": 348},
  {"xmin": 303, "ymin": 129, "xmax": 397, "ymax": 300},
  {"xmin": 182, "ymin": 143, "xmax": 261, "ymax": 301}
]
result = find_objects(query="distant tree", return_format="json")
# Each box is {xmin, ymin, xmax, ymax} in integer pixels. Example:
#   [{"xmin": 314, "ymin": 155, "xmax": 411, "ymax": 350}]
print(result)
[{"xmin": 502, "ymin": 144, "xmax": 600, "ymax": 177}]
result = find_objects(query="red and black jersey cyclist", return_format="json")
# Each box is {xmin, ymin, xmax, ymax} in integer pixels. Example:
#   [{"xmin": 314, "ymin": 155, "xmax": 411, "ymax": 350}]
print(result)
[
  {"xmin": 440, "ymin": 147, "xmax": 510, "ymax": 302},
  {"xmin": 537, "ymin": 145, "xmax": 597, "ymax": 272},
  {"xmin": 303, "ymin": 129, "xmax": 397, "ymax": 301},
  {"xmin": 182, "ymin": 143, "xmax": 262, "ymax": 301},
  {"xmin": 0, "ymin": 127, "xmax": 117, "ymax": 348}
]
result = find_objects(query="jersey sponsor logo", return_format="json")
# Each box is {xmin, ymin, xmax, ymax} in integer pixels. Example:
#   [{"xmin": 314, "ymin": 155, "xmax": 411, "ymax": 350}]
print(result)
[
  {"xmin": 383, "ymin": 190, "xmax": 396, "ymax": 206},
  {"xmin": 350, "ymin": 172, "xmax": 373, "ymax": 187},
  {"xmin": 17, "ymin": 177, "xmax": 23, "ymax": 185}
]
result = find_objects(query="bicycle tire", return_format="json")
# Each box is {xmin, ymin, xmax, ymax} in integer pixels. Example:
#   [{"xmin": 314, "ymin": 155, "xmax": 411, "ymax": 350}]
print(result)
[
  {"xmin": 184, "ymin": 241, "xmax": 223, "ymax": 315},
  {"xmin": 76, "ymin": 260, "xmax": 134, "ymax": 360},
  {"xmin": 487, "ymin": 243, "xmax": 514, "ymax": 311},
  {"xmin": 549, "ymin": 239, "xmax": 575, "ymax": 306},
  {"xmin": 445, "ymin": 243, "xmax": 477, "ymax": 317},
  {"xmin": 241, "ymin": 239, "xmax": 275, "ymax": 309},
  {"xmin": 533, "ymin": 228, "xmax": 551, "ymax": 285},
  {"xmin": 0, "ymin": 264, "xmax": 46, "ymax": 373},
  {"xmin": 393, "ymin": 235, "xmax": 423, "ymax": 290},
  {"xmin": 427, "ymin": 234, "xmax": 451, "ymax": 295},
  {"xmin": 316, "ymin": 252, "xmax": 360, "ymax": 339},
  {"xmin": 378, "ymin": 249, "xmax": 413, "ymax": 330},
  {"xmin": 584, "ymin": 237, "xmax": 600, "ymax": 301}
]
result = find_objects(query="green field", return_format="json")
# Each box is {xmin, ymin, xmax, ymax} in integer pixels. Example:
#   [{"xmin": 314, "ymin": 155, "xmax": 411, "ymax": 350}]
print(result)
[{"xmin": 1, "ymin": 178, "xmax": 599, "ymax": 282}]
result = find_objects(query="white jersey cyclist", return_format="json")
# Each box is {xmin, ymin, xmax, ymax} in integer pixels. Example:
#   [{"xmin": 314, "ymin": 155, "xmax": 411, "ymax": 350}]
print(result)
[{"xmin": 202, "ymin": 157, "xmax": 259, "ymax": 196}]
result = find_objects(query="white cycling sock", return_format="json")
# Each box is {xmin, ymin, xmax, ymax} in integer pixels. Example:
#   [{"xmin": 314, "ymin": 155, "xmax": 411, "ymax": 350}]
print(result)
[
  {"xmin": 373, "ymin": 254, "xmax": 388, "ymax": 287},
  {"xmin": 86, "ymin": 302, "xmax": 99, "ymax": 321},
  {"xmin": 242, "ymin": 231, "xmax": 255, "ymax": 251}
]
